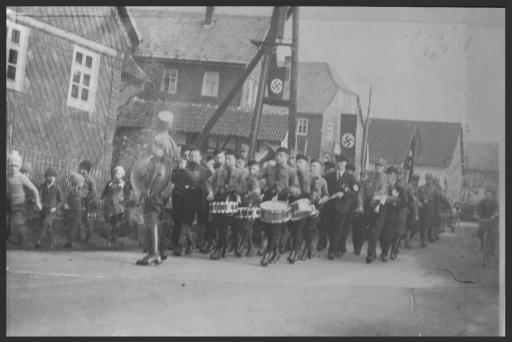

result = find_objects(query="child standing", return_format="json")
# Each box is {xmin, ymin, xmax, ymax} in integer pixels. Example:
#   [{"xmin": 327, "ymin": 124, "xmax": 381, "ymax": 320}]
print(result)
[
  {"xmin": 78, "ymin": 160, "xmax": 97, "ymax": 242},
  {"xmin": 64, "ymin": 172, "xmax": 84, "ymax": 248},
  {"xmin": 101, "ymin": 166, "xmax": 127, "ymax": 247},
  {"xmin": 7, "ymin": 151, "xmax": 42, "ymax": 245},
  {"xmin": 35, "ymin": 167, "xmax": 63, "ymax": 249}
]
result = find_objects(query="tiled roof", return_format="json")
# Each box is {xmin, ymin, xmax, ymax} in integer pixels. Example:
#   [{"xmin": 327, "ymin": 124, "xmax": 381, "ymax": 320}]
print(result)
[
  {"xmin": 368, "ymin": 118, "xmax": 462, "ymax": 168},
  {"xmin": 128, "ymin": 8, "xmax": 270, "ymax": 65},
  {"xmin": 266, "ymin": 62, "xmax": 358, "ymax": 115},
  {"xmin": 8, "ymin": 6, "xmax": 135, "ymax": 52},
  {"xmin": 117, "ymin": 100, "xmax": 288, "ymax": 142},
  {"xmin": 464, "ymin": 142, "xmax": 498, "ymax": 171}
]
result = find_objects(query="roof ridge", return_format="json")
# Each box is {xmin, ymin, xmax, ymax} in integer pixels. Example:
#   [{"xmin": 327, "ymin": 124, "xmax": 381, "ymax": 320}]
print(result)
[
  {"xmin": 128, "ymin": 8, "xmax": 270, "ymax": 21},
  {"xmin": 370, "ymin": 117, "xmax": 462, "ymax": 126}
]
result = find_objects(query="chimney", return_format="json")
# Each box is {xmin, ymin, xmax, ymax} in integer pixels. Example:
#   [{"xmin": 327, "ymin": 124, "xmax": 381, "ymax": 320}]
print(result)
[{"xmin": 205, "ymin": 6, "xmax": 214, "ymax": 26}]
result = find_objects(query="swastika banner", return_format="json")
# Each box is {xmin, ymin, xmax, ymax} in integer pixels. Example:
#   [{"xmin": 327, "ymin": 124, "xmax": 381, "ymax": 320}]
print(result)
[
  {"xmin": 339, "ymin": 114, "xmax": 357, "ymax": 164},
  {"xmin": 267, "ymin": 52, "xmax": 286, "ymax": 100}
]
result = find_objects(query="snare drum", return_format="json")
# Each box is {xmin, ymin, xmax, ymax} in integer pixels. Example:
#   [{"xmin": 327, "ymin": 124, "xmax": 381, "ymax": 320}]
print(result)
[
  {"xmin": 236, "ymin": 207, "xmax": 261, "ymax": 220},
  {"xmin": 209, "ymin": 201, "xmax": 239, "ymax": 215},
  {"xmin": 260, "ymin": 201, "xmax": 291, "ymax": 224},
  {"xmin": 290, "ymin": 198, "xmax": 318, "ymax": 221}
]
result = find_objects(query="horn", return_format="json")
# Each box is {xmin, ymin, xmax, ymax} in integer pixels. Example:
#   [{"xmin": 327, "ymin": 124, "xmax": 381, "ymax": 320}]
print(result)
[{"xmin": 255, "ymin": 142, "xmax": 276, "ymax": 164}]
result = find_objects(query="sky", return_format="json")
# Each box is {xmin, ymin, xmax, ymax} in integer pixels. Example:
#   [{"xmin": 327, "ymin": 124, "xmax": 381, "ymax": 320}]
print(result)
[{"xmin": 131, "ymin": 7, "xmax": 505, "ymax": 143}]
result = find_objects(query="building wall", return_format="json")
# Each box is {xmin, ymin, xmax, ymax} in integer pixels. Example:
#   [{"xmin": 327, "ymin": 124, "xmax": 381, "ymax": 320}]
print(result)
[
  {"xmin": 295, "ymin": 114, "xmax": 323, "ymax": 159},
  {"xmin": 7, "ymin": 21, "xmax": 124, "ymax": 190},
  {"xmin": 136, "ymin": 57, "xmax": 246, "ymax": 107}
]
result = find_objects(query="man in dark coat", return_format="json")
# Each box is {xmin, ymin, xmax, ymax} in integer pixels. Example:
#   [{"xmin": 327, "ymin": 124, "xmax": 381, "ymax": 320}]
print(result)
[{"xmin": 324, "ymin": 154, "xmax": 358, "ymax": 260}]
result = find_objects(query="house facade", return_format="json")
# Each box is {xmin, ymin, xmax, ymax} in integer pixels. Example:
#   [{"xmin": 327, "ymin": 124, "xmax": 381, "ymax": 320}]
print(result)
[
  {"xmin": 269, "ymin": 61, "xmax": 360, "ymax": 161},
  {"xmin": 367, "ymin": 118, "xmax": 464, "ymax": 201},
  {"xmin": 127, "ymin": 7, "xmax": 269, "ymax": 109},
  {"xmin": 6, "ymin": 6, "xmax": 141, "ymax": 189}
]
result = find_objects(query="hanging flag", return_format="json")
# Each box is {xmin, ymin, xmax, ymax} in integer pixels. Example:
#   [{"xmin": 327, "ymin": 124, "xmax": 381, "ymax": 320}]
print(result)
[
  {"xmin": 339, "ymin": 114, "xmax": 357, "ymax": 164},
  {"xmin": 267, "ymin": 51, "xmax": 286, "ymax": 100},
  {"xmin": 405, "ymin": 131, "xmax": 416, "ymax": 182}
]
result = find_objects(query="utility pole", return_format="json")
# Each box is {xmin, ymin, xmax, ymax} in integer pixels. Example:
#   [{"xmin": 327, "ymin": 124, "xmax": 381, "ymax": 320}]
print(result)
[
  {"xmin": 248, "ymin": 7, "xmax": 282, "ymax": 159},
  {"xmin": 288, "ymin": 6, "xmax": 299, "ymax": 152}
]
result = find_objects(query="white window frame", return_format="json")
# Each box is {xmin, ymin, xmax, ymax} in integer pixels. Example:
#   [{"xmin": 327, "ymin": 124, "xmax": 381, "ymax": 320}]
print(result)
[
  {"xmin": 66, "ymin": 45, "xmax": 100, "ymax": 112},
  {"xmin": 6, "ymin": 20, "xmax": 29, "ymax": 92},
  {"xmin": 327, "ymin": 122, "xmax": 334, "ymax": 139},
  {"xmin": 297, "ymin": 118, "xmax": 309, "ymax": 136},
  {"xmin": 201, "ymin": 71, "xmax": 219, "ymax": 97},
  {"xmin": 161, "ymin": 69, "xmax": 178, "ymax": 94}
]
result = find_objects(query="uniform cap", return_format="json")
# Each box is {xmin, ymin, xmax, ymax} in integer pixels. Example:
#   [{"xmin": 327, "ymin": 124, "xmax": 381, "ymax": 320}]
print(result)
[
  {"xmin": 385, "ymin": 166, "xmax": 398, "ymax": 174},
  {"xmin": 295, "ymin": 153, "xmax": 308, "ymax": 162}
]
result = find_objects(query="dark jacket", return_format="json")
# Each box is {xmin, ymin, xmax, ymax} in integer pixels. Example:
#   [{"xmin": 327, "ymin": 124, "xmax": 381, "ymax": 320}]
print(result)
[{"xmin": 325, "ymin": 170, "xmax": 358, "ymax": 213}]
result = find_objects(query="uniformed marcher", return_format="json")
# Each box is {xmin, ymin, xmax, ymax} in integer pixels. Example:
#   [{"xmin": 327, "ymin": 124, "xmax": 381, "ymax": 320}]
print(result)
[
  {"xmin": 404, "ymin": 174, "xmax": 420, "ymax": 248},
  {"xmin": 316, "ymin": 161, "xmax": 335, "ymax": 252},
  {"xmin": 134, "ymin": 132, "xmax": 179, "ymax": 265},
  {"xmin": 383, "ymin": 167, "xmax": 409, "ymax": 261},
  {"xmin": 418, "ymin": 173, "xmax": 442, "ymax": 247},
  {"xmin": 324, "ymin": 154, "xmax": 358, "ymax": 260},
  {"xmin": 351, "ymin": 169, "xmax": 368, "ymax": 255},
  {"xmin": 175, "ymin": 146, "xmax": 212, "ymax": 256},
  {"xmin": 232, "ymin": 159, "xmax": 261, "ymax": 257},
  {"xmin": 300, "ymin": 159, "xmax": 329, "ymax": 260},
  {"xmin": 170, "ymin": 148, "xmax": 191, "ymax": 255},
  {"xmin": 259, "ymin": 147, "xmax": 299, "ymax": 266},
  {"xmin": 286, "ymin": 153, "xmax": 311, "ymax": 264},
  {"xmin": 362, "ymin": 158, "xmax": 388, "ymax": 263},
  {"xmin": 207, "ymin": 151, "xmax": 244, "ymax": 260},
  {"xmin": 345, "ymin": 164, "xmax": 364, "ymax": 255}
]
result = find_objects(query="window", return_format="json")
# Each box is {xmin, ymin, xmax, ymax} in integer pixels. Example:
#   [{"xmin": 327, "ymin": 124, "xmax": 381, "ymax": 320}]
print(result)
[
  {"xmin": 6, "ymin": 20, "xmax": 29, "ymax": 92},
  {"xmin": 161, "ymin": 69, "xmax": 178, "ymax": 94},
  {"xmin": 67, "ymin": 45, "xmax": 100, "ymax": 112},
  {"xmin": 201, "ymin": 71, "xmax": 219, "ymax": 97},
  {"xmin": 327, "ymin": 122, "xmax": 334, "ymax": 139},
  {"xmin": 297, "ymin": 118, "xmax": 308, "ymax": 136}
]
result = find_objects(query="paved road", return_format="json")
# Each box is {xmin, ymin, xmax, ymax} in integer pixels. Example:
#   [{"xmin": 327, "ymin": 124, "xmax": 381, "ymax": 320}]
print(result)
[{"xmin": 6, "ymin": 224, "xmax": 500, "ymax": 336}]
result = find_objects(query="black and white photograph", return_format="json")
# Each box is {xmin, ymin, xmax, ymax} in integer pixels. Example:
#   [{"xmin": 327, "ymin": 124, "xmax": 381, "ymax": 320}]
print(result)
[{"xmin": 5, "ymin": 5, "xmax": 505, "ymax": 336}]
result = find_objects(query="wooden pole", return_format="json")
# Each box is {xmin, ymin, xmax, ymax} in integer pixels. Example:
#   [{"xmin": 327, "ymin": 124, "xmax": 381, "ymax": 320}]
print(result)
[
  {"xmin": 248, "ymin": 49, "xmax": 272, "ymax": 159},
  {"xmin": 288, "ymin": 6, "xmax": 299, "ymax": 153},
  {"xmin": 193, "ymin": 46, "xmax": 266, "ymax": 149},
  {"xmin": 360, "ymin": 86, "xmax": 372, "ymax": 172},
  {"xmin": 248, "ymin": 7, "xmax": 281, "ymax": 159}
]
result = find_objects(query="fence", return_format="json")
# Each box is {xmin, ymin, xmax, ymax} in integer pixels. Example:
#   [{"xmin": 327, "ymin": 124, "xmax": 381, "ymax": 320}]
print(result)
[{"xmin": 10, "ymin": 146, "xmax": 111, "ymax": 193}]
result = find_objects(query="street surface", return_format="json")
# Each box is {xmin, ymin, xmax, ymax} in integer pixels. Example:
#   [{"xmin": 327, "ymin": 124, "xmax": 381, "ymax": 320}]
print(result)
[{"xmin": 6, "ymin": 223, "xmax": 500, "ymax": 336}]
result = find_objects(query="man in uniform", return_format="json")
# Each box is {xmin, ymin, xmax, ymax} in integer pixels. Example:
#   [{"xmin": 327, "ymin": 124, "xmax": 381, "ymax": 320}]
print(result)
[
  {"xmin": 362, "ymin": 158, "xmax": 388, "ymax": 263},
  {"xmin": 345, "ymin": 164, "xmax": 365, "ymax": 255},
  {"xmin": 404, "ymin": 174, "xmax": 420, "ymax": 248},
  {"xmin": 324, "ymin": 154, "xmax": 358, "ymax": 260},
  {"xmin": 259, "ymin": 147, "xmax": 299, "ymax": 266},
  {"xmin": 418, "ymin": 173, "xmax": 442, "ymax": 247},
  {"xmin": 382, "ymin": 167, "xmax": 409, "ymax": 261},
  {"xmin": 207, "ymin": 151, "xmax": 245, "ymax": 260},
  {"xmin": 232, "ymin": 159, "xmax": 261, "ymax": 257},
  {"xmin": 174, "ymin": 147, "xmax": 212, "ymax": 256},
  {"xmin": 316, "ymin": 161, "xmax": 335, "ymax": 252},
  {"xmin": 301, "ymin": 159, "xmax": 329, "ymax": 260},
  {"xmin": 287, "ymin": 153, "xmax": 311, "ymax": 264}
]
